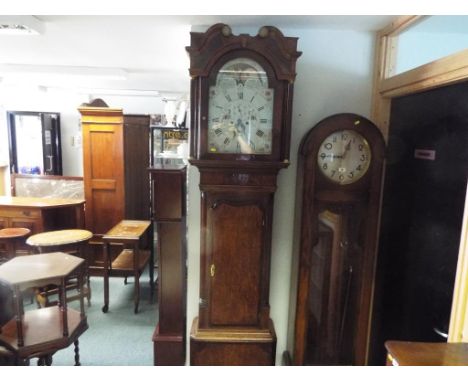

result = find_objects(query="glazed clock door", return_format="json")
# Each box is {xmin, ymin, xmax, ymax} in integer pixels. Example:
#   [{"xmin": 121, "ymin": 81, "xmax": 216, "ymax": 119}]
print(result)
[
  {"xmin": 207, "ymin": 57, "xmax": 274, "ymax": 155},
  {"xmin": 194, "ymin": 47, "xmax": 290, "ymax": 164}
]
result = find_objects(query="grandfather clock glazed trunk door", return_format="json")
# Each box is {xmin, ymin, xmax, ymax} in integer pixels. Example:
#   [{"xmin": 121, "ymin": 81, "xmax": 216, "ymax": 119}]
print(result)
[{"xmin": 207, "ymin": 201, "xmax": 263, "ymax": 327}]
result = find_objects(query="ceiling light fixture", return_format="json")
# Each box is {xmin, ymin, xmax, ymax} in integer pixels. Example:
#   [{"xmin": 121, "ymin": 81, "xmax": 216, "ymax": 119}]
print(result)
[{"xmin": 0, "ymin": 16, "xmax": 44, "ymax": 35}]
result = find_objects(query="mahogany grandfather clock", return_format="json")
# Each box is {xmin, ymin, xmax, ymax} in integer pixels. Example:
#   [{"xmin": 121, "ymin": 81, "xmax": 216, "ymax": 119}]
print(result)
[
  {"xmin": 187, "ymin": 24, "xmax": 301, "ymax": 365},
  {"xmin": 285, "ymin": 114, "xmax": 385, "ymax": 366}
]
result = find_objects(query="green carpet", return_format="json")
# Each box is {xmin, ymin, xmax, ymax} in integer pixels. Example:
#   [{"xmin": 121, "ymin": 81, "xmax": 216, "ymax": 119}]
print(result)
[{"xmin": 49, "ymin": 271, "xmax": 157, "ymax": 366}]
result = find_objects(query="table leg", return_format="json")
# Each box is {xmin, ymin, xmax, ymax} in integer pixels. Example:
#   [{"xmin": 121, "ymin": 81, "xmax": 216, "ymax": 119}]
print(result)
[
  {"xmin": 74, "ymin": 339, "xmax": 81, "ymax": 366},
  {"xmin": 102, "ymin": 242, "xmax": 109, "ymax": 313},
  {"xmin": 79, "ymin": 242, "xmax": 91, "ymax": 306},
  {"xmin": 134, "ymin": 243, "xmax": 140, "ymax": 314},
  {"xmin": 59, "ymin": 277, "xmax": 69, "ymax": 337},
  {"xmin": 45, "ymin": 354, "xmax": 53, "ymax": 366},
  {"xmin": 5, "ymin": 241, "xmax": 14, "ymax": 260},
  {"xmin": 78, "ymin": 265, "xmax": 85, "ymax": 318},
  {"xmin": 149, "ymin": 221, "xmax": 155, "ymax": 291},
  {"xmin": 13, "ymin": 286, "xmax": 24, "ymax": 347}
]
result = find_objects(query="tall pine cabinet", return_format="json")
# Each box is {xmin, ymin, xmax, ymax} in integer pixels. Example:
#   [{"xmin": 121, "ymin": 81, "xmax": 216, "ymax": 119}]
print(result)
[{"xmin": 78, "ymin": 106, "xmax": 150, "ymax": 272}]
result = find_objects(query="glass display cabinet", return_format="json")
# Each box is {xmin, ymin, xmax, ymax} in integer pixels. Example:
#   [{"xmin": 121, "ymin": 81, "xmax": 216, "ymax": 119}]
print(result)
[{"xmin": 150, "ymin": 125, "xmax": 188, "ymax": 166}]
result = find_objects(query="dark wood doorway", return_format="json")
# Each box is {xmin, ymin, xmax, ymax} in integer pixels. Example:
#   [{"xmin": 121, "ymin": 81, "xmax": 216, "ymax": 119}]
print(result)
[
  {"xmin": 370, "ymin": 81, "xmax": 468, "ymax": 364},
  {"xmin": 7, "ymin": 111, "xmax": 62, "ymax": 176}
]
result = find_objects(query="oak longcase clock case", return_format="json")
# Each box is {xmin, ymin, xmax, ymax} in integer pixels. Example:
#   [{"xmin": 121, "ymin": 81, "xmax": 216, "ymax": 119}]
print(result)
[{"xmin": 187, "ymin": 24, "xmax": 301, "ymax": 365}]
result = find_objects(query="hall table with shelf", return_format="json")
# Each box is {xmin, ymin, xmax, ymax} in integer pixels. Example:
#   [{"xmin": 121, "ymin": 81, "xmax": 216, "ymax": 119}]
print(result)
[
  {"xmin": 101, "ymin": 220, "xmax": 153, "ymax": 314},
  {"xmin": 0, "ymin": 252, "xmax": 88, "ymax": 366},
  {"xmin": 385, "ymin": 340, "xmax": 468, "ymax": 366}
]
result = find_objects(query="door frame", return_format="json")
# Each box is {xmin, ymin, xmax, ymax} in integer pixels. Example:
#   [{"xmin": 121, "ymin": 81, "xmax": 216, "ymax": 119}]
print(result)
[
  {"xmin": 371, "ymin": 15, "xmax": 468, "ymax": 343},
  {"xmin": 6, "ymin": 110, "xmax": 62, "ymax": 176}
]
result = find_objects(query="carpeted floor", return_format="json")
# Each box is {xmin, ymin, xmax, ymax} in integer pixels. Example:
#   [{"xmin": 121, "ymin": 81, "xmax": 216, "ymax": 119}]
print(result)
[{"xmin": 46, "ymin": 271, "xmax": 157, "ymax": 366}]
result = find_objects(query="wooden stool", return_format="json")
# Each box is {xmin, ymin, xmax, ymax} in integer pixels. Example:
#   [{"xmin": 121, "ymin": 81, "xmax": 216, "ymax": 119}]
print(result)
[
  {"xmin": 102, "ymin": 220, "xmax": 153, "ymax": 314},
  {"xmin": 26, "ymin": 229, "xmax": 93, "ymax": 307},
  {"xmin": 0, "ymin": 228, "xmax": 31, "ymax": 263}
]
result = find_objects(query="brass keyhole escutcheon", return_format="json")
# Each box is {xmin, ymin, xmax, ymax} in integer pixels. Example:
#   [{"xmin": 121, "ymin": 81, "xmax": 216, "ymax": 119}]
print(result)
[{"xmin": 210, "ymin": 264, "xmax": 216, "ymax": 277}]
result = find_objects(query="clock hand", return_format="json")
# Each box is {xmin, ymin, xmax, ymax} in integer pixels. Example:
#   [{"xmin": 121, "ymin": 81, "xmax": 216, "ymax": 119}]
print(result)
[
  {"xmin": 236, "ymin": 118, "xmax": 247, "ymax": 135},
  {"xmin": 342, "ymin": 140, "xmax": 352, "ymax": 158},
  {"xmin": 335, "ymin": 140, "xmax": 352, "ymax": 175}
]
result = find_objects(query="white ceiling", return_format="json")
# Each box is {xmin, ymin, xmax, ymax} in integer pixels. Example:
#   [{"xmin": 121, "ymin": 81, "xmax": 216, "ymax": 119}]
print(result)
[{"xmin": 0, "ymin": 15, "xmax": 397, "ymax": 96}]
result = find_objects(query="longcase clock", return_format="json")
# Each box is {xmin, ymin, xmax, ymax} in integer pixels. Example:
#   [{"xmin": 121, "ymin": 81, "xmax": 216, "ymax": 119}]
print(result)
[
  {"xmin": 285, "ymin": 113, "xmax": 385, "ymax": 366},
  {"xmin": 187, "ymin": 24, "xmax": 301, "ymax": 365}
]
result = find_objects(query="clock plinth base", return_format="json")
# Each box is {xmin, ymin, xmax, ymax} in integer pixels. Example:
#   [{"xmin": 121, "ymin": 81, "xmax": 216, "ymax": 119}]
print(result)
[
  {"xmin": 189, "ymin": 317, "xmax": 277, "ymax": 365},
  {"xmin": 152, "ymin": 324, "xmax": 185, "ymax": 366}
]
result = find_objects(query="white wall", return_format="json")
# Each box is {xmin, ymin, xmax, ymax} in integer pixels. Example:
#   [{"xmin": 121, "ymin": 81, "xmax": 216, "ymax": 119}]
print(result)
[
  {"xmin": 0, "ymin": 86, "xmax": 166, "ymax": 178},
  {"xmin": 186, "ymin": 26, "xmax": 375, "ymax": 365}
]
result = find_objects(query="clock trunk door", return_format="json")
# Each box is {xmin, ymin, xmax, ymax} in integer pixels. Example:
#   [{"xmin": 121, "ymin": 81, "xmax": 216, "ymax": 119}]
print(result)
[{"xmin": 206, "ymin": 199, "xmax": 264, "ymax": 327}]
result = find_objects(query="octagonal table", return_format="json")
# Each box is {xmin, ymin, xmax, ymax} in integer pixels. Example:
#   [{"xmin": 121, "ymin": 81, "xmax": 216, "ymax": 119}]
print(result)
[
  {"xmin": 26, "ymin": 229, "xmax": 93, "ymax": 306},
  {"xmin": 0, "ymin": 252, "xmax": 88, "ymax": 365}
]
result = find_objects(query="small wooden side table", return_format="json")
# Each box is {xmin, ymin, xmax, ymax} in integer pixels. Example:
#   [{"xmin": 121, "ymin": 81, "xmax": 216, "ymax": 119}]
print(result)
[
  {"xmin": 102, "ymin": 220, "xmax": 153, "ymax": 314},
  {"xmin": 26, "ymin": 229, "xmax": 93, "ymax": 306},
  {"xmin": 385, "ymin": 340, "xmax": 468, "ymax": 366},
  {"xmin": 0, "ymin": 252, "xmax": 88, "ymax": 366}
]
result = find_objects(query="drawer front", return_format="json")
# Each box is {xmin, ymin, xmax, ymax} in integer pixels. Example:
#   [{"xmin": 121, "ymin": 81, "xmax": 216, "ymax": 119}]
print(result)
[
  {"xmin": 0, "ymin": 207, "xmax": 41, "ymax": 219},
  {"xmin": 9, "ymin": 218, "xmax": 39, "ymax": 233}
]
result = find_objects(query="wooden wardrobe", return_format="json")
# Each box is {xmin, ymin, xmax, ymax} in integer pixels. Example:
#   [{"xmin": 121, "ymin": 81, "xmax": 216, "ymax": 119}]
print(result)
[{"xmin": 78, "ymin": 107, "xmax": 150, "ymax": 271}]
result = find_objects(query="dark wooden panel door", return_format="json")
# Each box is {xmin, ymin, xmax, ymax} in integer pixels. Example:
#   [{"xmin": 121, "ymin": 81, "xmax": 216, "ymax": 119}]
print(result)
[
  {"xmin": 371, "ymin": 81, "xmax": 468, "ymax": 365},
  {"xmin": 124, "ymin": 115, "xmax": 150, "ymax": 220},
  {"xmin": 206, "ymin": 199, "xmax": 264, "ymax": 327}
]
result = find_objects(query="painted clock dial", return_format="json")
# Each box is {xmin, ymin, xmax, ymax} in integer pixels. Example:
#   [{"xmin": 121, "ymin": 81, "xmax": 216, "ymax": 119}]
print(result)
[
  {"xmin": 207, "ymin": 57, "xmax": 274, "ymax": 154},
  {"xmin": 317, "ymin": 129, "xmax": 371, "ymax": 185}
]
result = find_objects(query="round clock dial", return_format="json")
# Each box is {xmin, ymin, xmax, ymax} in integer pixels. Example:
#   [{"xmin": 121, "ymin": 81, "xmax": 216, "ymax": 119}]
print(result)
[
  {"xmin": 317, "ymin": 129, "xmax": 371, "ymax": 185},
  {"xmin": 207, "ymin": 57, "xmax": 274, "ymax": 154}
]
